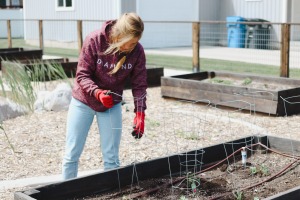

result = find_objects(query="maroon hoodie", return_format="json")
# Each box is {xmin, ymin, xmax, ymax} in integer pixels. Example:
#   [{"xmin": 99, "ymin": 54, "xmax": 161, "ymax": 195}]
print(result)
[{"xmin": 72, "ymin": 20, "xmax": 147, "ymax": 112}]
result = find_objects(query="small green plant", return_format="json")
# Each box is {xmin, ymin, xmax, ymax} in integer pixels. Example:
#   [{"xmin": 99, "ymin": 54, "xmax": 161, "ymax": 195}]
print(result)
[
  {"xmin": 260, "ymin": 164, "xmax": 270, "ymax": 176},
  {"xmin": 186, "ymin": 172, "xmax": 200, "ymax": 194},
  {"xmin": 250, "ymin": 166, "xmax": 257, "ymax": 175},
  {"xmin": 249, "ymin": 164, "xmax": 270, "ymax": 177},
  {"xmin": 242, "ymin": 77, "xmax": 252, "ymax": 85},
  {"xmin": 210, "ymin": 78, "xmax": 233, "ymax": 85},
  {"xmin": 233, "ymin": 190, "xmax": 243, "ymax": 200}
]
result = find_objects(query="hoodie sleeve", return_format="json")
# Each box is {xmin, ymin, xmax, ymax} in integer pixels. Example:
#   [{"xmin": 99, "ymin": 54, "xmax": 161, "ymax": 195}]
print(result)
[
  {"xmin": 130, "ymin": 44, "xmax": 147, "ymax": 112},
  {"xmin": 76, "ymin": 32, "xmax": 100, "ymax": 96}
]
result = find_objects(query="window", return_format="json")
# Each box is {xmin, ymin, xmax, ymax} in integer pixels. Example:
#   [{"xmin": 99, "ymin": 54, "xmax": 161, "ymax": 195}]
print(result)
[{"xmin": 56, "ymin": 0, "xmax": 74, "ymax": 11}]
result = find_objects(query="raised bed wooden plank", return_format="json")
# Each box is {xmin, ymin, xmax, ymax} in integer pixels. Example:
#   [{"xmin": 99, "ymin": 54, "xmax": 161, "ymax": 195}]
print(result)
[
  {"xmin": 1, "ymin": 60, "xmax": 163, "ymax": 88},
  {"xmin": 0, "ymin": 48, "xmax": 43, "ymax": 70},
  {"xmin": 14, "ymin": 135, "xmax": 300, "ymax": 200},
  {"xmin": 161, "ymin": 77, "xmax": 278, "ymax": 100},
  {"xmin": 124, "ymin": 66, "xmax": 164, "ymax": 89},
  {"xmin": 161, "ymin": 85, "xmax": 278, "ymax": 114},
  {"xmin": 1, "ymin": 60, "xmax": 77, "ymax": 80},
  {"xmin": 265, "ymin": 185, "xmax": 300, "ymax": 200},
  {"xmin": 161, "ymin": 71, "xmax": 300, "ymax": 116},
  {"xmin": 266, "ymin": 135, "xmax": 300, "ymax": 155}
]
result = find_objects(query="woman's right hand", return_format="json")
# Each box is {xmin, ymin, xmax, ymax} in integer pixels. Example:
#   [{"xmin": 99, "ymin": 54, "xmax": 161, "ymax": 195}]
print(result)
[{"xmin": 94, "ymin": 89, "xmax": 113, "ymax": 108}]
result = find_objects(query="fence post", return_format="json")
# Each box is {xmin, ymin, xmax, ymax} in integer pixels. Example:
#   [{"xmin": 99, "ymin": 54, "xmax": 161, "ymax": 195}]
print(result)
[
  {"xmin": 280, "ymin": 23, "xmax": 290, "ymax": 78},
  {"xmin": 39, "ymin": 20, "xmax": 44, "ymax": 50},
  {"xmin": 77, "ymin": 20, "xmax": 83, "ymax": 55},
  {"xmin": 192, "ymin": 22, "xmax": 200, "ymax": 72},
  {"xmin": 7, "ymin": 20, "xmax": 12, "ymax": 48}
]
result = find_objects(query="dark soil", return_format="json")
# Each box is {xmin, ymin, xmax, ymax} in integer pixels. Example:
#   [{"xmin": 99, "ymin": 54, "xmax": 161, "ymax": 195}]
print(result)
[{"xmin": 73, "ymin": 149, "xmax": 300, "ymax": 200}]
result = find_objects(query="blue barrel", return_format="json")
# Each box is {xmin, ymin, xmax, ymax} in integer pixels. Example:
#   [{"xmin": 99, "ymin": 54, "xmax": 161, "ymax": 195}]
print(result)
[{"xmin": 226, "ymin": 16, "xmax": 246, "ymax": 48}]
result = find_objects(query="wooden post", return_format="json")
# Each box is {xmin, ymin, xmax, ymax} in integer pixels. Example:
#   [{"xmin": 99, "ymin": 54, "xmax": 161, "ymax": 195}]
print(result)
[
  {"xmin": 39, "ymin": 20, "xmax": 44, "ymax": 50},
  {"xmin": 280, "ymin": 24, "xmax": 290, "ymax": 78},
  {"xmin": 7, "ymin": 20, "xmax": 12, "ymax": 48},
  {"xmin": 192, "ymin": 22, "xmax": 200, "ymax": 72},
  {"xmin": 77, "ymin": 20, "xmax": 83, "ymax": 55}
]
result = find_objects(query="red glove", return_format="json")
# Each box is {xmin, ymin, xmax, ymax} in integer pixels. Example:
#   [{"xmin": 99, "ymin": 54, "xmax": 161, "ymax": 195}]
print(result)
[
  {"xmin": 131, "ymin": 112, "xmax": 145, "ymax": 139},
  {"xmin": 94, "ymin": 89, "xmax": 113, "ymax": 108},
  {"xmin": 132, "ymin": 112, "xmax": 145, "ymax": 139}
]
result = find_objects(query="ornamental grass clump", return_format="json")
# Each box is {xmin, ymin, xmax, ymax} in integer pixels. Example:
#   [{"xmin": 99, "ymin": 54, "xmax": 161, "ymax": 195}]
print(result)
[
  {"xmin": 0, "ymin": 59, "xmax": 70, "ymax": 111},
  {"xmin": 0, "ymin": 58, "xmax": 70, "ymax": 152}
]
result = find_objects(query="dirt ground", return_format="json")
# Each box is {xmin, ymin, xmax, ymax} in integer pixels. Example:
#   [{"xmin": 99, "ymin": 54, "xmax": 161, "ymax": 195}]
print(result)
[
  {"xmin": 1, "ymin": 85, "xmax": 300, "ymax": 200},
  {"xmin": 77, "ymin": 150, "xmax": 300, "ymax": 200}
]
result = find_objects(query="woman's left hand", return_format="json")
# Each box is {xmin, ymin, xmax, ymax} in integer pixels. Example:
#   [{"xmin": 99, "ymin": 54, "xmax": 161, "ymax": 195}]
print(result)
[{"xmin": 132, "ymin": 112, "xmax": 145, "ymax": 139}]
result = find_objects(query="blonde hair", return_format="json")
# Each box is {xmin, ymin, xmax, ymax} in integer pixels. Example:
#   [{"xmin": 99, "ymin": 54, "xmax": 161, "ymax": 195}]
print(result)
[{"xmin": 106, "ymin": 13, "xmax": 144, "ymax": 75}]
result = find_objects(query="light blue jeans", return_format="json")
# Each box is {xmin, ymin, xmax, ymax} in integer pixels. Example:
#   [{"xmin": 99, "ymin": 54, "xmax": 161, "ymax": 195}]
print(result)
[{"xmin": 62, "ymin": 97, "xmax": 122, "ymax": 180}]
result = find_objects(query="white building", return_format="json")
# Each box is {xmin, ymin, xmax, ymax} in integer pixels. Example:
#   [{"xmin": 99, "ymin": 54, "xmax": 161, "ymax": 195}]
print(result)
[{"xmin": 1, "ymin": 0, "xmax": 299, "ymax": 48}]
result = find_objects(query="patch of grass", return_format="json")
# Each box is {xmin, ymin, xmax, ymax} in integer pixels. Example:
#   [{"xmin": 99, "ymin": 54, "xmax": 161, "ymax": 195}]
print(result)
[
  {"xmin": 146, "ymin": 54, "xmax": 300, "ymax": 79},
  {"xmin": 146, "ymin": 118, "xmax": 160, "ymax": 128},
  {"xmin": 176, "ymin": 130, "xmax": 199, "ymax": 140}
]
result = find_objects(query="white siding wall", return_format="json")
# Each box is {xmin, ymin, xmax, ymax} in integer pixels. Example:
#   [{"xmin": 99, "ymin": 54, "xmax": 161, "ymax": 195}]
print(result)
[
  {"xmin": 291, "ymin": 0, "xmax": 300, "ymax": 41},
  {"xmin": 138, "ymin": 0, "xmax": 219, "ymax": 48},
  {"xmin": 121, "ymin": 0, "xmax": 136, "ymax": 13},
  {"xmin": 219, "ymin": 0, "xmax": 283, "ymax": 22},
  {"xmin": 23, "ymin": 0, "xmax": 122, "ymax": 47},
  {"xmin": 21, "ymin": 0, "xmax": 298, "ymax": 49},
  {"xmin": 0, "ymin": 9, "xmax": 23, "ymax": 38}
]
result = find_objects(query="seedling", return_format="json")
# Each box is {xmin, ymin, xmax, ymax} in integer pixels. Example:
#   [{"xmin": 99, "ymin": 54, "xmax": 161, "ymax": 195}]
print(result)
[
  {"xmin": 260, "ymin": 164, "xmax": 270, "ymax": 176},
  {"xmin": 242, "ymin": 78, "xmax": 252, "ymax": 85},
  {"xmin": 233, "ymin": 190, "xmax": 243, "ymax": 200},
  {"xmin": 210, "ymin": 78, "xmax": 233, "ymax": 85},
  {"xmin": 250, "ymin": 166, "xmax": 257, "ymax": 175},
  {"xmin": 186, "ymin": 172, "xmax": 200, "ymax": 193}
]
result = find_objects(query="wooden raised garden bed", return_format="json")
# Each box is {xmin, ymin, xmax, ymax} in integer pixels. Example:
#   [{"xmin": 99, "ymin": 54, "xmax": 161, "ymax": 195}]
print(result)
[
  {"xmin": 1, "ymin": 59, "xmax": 78, "ymax": 80},
  {"xmin": 14, "ymin": 135, "xmax": 300, "ymax": 200},
  {"xmin": 124, "ymin": 66, "xmax": 164, "ymax": 89},
  {"xmin": 0, "ymin": 48, "xmax": 43, "ymax": 70},
  {"xmin": 2, "ymin": 60, "xmax": 163, "ymax": 87},
  {"xmin": 161, "ymin": 71, "xmax": 300, "ymax": 116}
]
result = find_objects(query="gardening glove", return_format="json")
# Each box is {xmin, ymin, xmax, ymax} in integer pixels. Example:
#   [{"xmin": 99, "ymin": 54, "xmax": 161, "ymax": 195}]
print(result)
[
  {"xmin": 94, "ymin": 89, "xmax": 113, "ymax": 108},
  {"xmin": 132, "ymin": 112, "xmax": 145, "ymax": 139}
]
